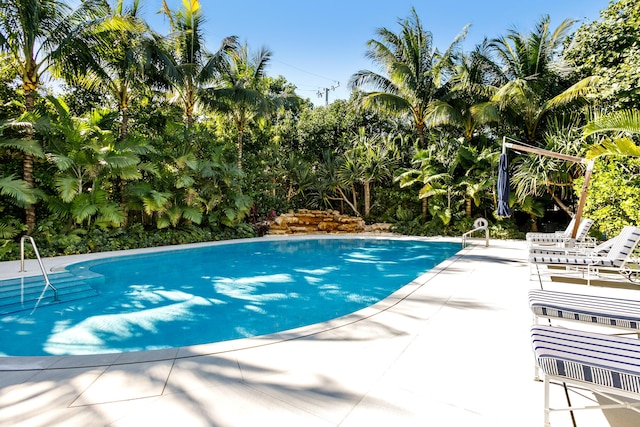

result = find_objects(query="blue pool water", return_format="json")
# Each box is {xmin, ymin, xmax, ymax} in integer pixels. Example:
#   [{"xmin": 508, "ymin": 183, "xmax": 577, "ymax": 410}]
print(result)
[{"xmin": 0, "ymin": 237, "xmax": 459, "ymax": 357}]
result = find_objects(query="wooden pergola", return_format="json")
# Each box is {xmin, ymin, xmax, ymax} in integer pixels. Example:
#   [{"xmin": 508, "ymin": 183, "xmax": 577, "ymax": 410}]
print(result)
[{"xmin": 502, "ymin": 136, "xmax": 595, "ymax": 239}]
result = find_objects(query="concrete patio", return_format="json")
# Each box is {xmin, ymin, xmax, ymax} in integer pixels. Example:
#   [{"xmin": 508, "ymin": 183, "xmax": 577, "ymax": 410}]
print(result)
[{"xmin": 1, "ymin": 237, "xmax": 639, "ymax": 426}]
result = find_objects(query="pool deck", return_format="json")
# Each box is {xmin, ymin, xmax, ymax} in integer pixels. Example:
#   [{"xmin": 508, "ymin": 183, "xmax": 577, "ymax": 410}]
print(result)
[{"xmin": 1, "ymin": 236, "xmax": 640, "ymax": 426}]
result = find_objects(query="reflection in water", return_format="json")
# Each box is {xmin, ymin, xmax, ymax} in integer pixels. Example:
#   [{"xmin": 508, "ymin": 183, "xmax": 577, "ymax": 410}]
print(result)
[{"xmin": 0, "ymin": 238, "xmax": 459, "ymax": 356}]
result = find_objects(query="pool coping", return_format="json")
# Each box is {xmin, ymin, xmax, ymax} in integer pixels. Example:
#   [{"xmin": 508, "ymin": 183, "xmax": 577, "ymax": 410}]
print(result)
[{"xmin": 0, "ymin": 234, "xmax": 467, "ymax": 371}]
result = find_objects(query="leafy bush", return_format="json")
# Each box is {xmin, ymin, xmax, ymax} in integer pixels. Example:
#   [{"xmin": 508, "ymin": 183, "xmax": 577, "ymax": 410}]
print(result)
[
  {"xmin": 575, "ymin": 157, "xmax": 640, "ymax": 238},
  {"xmin": 0, "ymin": 221, "xmax": 257, "ymax": 261}
]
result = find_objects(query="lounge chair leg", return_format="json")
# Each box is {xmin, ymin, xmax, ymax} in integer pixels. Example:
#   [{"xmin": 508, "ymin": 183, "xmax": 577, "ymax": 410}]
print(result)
[{"xmin": 544, "ymin": 374, "xmax": 551, "ymax": 427}]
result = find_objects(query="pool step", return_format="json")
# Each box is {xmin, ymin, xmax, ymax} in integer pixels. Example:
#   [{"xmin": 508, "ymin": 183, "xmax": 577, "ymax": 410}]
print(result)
[{"xmin": 0, "ymin": 272, "xmax": 102, "ymax": 315}]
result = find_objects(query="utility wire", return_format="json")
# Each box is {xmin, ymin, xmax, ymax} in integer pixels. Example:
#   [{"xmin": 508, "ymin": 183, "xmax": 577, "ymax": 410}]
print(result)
[{"xmin": 271, "ymin": 59, "xmax": 338, "ymax": 83}]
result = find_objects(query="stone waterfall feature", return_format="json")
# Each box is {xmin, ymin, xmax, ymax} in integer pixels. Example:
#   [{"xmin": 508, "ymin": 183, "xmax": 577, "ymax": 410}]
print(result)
[{"xmin": 268, "ymin": 209, "xmax": 392, "ymax": 235}]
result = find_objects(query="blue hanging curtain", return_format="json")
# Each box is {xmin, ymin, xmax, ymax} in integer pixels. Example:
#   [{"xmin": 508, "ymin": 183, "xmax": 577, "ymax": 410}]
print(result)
[{"xmin": 497, "ymin": 152, "xmax": 512, "ymax": 217}]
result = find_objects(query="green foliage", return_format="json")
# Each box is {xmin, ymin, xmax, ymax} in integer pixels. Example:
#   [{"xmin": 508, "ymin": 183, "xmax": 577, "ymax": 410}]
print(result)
[
  {"xmin": 584, "ymin": 110, "xmax": 640, "ymax": 159},
  {"xmin": 0, "ymin": 1, "xmax": 637, "ymax": 251},
  {"xmin": 349, "ymin": 7, "xmax": 468, "ymax": 148},
  {"xmin": 0, "ymin": 174, "xmax": 37, "ymax": 205},
  {"xmin": 575, "ymin": 157, "xmax": 640, "ymax": 237},
  {"xmin": 0, "ymin": 221, "xmax": 256, "ymax": 261},
  {"xmin": 489, "ymin": 16, "xmax": 596, "ymax": 144},
  {"xmin": 489, "ymin": 219, "xmax": 524, "ymax": 240},
  {"xmin": 565, "ymin": 0, "xmax": 640, "ymax": 109}
]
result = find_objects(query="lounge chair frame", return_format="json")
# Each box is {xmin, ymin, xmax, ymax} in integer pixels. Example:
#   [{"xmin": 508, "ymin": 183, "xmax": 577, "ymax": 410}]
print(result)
[
  {"xmin": 529, "ymin": 226, "xmax": 640, "ymax": 285},
  {"xmin": 532, "ymin": 325, "xmax": 640, "ymax": 426}
]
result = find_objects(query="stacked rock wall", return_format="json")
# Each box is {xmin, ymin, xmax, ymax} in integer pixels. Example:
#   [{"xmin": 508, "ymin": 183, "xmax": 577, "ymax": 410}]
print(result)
[{"xmin": 268, "ymin": 209, "xmax": 371, "ymax": 234}]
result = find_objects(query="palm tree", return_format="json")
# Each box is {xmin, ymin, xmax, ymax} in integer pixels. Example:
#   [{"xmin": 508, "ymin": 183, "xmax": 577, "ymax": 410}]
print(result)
[
  {"xmin": 161, "ymin": 0, "xmax": 238, "ymax": 128},
  {"xmin": 73, "ymin": 0, "xmax": 173, "ymax": 139},
  {"xmin": 342, "ymin": 129, "xmax": 400, "ymax": 216},
  {"xmin": 395, "ymin": 148, "xmax": 450, "ymax": 219},
  {"xmin": 435, "ymin": 40, "xmax": 503, "ymax": 142},
  {"xmin": 313, "ymin": 150, "xmax": 358, "ymax": 214},
  {"xmin": 489, "ymin": 15, "xmax": 596, "ymax": 143},
  {"xmin": 44, "ymin": 97, "xmax": 151, "ymax": 227},
  {"xmin": 203, "ymin": 43, "xmax": 274, "ymax": 169},
  {"xmin": 280, "ymin": 153, "xmax": 315, "ymax": 203},
  {"xmin": 0, "ymin": 0, "xmax": 99, "ymax": 231},
  {"xmin": 348, "ymin": 7, "xmax": 468, "ymax": 148}
]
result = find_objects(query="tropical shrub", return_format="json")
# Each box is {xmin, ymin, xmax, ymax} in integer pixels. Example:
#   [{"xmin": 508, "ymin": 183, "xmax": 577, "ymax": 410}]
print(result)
[{"xmin": 575, "ymin": 157, "xmax": 640, "ymax": 238}]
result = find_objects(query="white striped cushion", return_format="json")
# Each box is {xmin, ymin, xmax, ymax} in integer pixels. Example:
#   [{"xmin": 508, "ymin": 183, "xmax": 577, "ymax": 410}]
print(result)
[
  {"xmin": 526, "ymin": 218, "xmax": 575, "ymax": 242},
  {"xmin": 529, "ymin": 254, "xmax": 617, "ymax": 267},
  {"xmin": 529, "ymin": 226, "xmax": 640, "ymax": 268},
  {"xmin": 607, "ymin": 226, "xmax": 640, "ymax": 262},
  {"xmin": 576, "ymin": 218, "xmax": 594, "ymax": 241},
  {"xmin": 532, "ymin": 325, "xmax": 640, "ymax": 394},
  {"xmin": 529, "ymin": 289, "xmax": 640, "ymax": 330},
  {"xmin": 529, "ymin": 237, "xmax": 615, "ymax": 257},
  {"xmin": 527, "ymin": 218, "xmax": 593, "ymax": 245}
]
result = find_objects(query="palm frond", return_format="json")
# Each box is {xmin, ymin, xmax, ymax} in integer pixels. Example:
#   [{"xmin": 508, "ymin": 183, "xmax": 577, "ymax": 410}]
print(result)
[
  {"xmin": 362, "ymin": 92, "xmax": 411, "ymax": 115},
  {"xmin": 583, "ymin": 109, "xmax": 640, "ymax": 138},
  {"xmin": 470, "ymin": 101, "xmax": 500, "ymax": 124},
  {"xmin": 425, "ymin": 100, "xmax": 460, "ymax": 127},
  {"xmin": 544, "ymin": 76, "xmax": 597, "ymax": 110},
  {"xmin": 55, "ymin": 176, "xmax": 82, "ymax": 203},
  {"xmin": 0, "ymin": 138, "xmax": 45, "ymax": 157},
  {"xmin": 181, "ymin": 205, "xmax": 203, "ymax": 224},
  {"xmin": 71, "ymin": 194, "xmax": 98, "ymax": 222},
  {"xmin": 0, "ymin": 175, "xmax": 37, "ymax": 204},
  {"xmin": 586, "ymin": 137, "xmax": 640, "ymax": 159},
  {"xmin": 102, "ymin": 153, "xmax": 140, "ymax": 169},
  {"xmin": 95, "ymin": 202, "xmax": 125, "ymax": 227}
]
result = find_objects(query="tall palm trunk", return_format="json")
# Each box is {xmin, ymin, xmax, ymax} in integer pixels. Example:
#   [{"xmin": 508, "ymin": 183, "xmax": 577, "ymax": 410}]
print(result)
[
  {"xmin": 118, "ymin": 100, "xmax": 130, "ymax": 226},
  {"xmin": 120, "ymin": 108, "xmax": 129, "ymax": 139},
  {"xmin": 237, "ymin": 129, "xmax": 243, "ymax": 170},
  {"xmin": 363, "ymin": 180, "xmax": 371, "ymax": 216},
  {"xmin": 416, "ymin": 122, "xmax": 426, "ymax": 148},
  {"xmin": 236, "ymin": 112, "xmax": 246, "ymax": 170},
  {"xmin": 23, "ymin": 88, "xmax": 37, "ymax": 233}
]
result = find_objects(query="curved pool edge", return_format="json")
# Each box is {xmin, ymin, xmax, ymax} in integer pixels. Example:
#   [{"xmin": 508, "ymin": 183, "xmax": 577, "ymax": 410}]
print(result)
[{"xmin": 0, "ymin": 234, "xmax": 467, "ymax": 371}]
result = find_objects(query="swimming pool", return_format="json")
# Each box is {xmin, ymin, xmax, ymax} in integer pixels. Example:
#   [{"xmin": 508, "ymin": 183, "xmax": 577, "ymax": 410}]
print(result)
[{"xmin": 0, "ymin": 237, "xmax": 459, "ymax": 357}]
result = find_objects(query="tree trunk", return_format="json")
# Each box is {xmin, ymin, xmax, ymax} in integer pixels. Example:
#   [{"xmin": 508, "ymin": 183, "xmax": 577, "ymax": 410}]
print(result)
[
  {"xmin": 530, "ymin": 214, "xmax": 539, "ymax": 232},
  {"xmin": 236, "ymin": 114, "xmax": 245, "ymax": 170},
  {"xmin": 466, "ymin": 198, "xmax": 472, "ymax": 217},
  {"xmin": 546, "ymin": 185, "xmax": 574, "ymax": 218},
  {"xmin": 363, "ymin": 181, "xmax": 371, "ymax": 216},
  {"xmin": 23, "ymin": 153, "xmax": 36, "ymax": 234},
  {"xmin": 120, "ymin": 107, "xmax": 129, "ymax": 139},
  {"xmin": 351, "ymin": 184, "xmax": 357, "ymax": 214},
  {"xmin": 335, "ymin": 188, "xmax": 360, "ymax": 216},
  {"xmin": 421, "ymin": 197, "xmax": 427, "ymax": 219},
  {"xmin": 417, "ymin": 122, "xmax": 426, "ymax": 148},
  {"xmin": 118, "ymin": 106, "xmax": 129, "ymax": 226},
  {"xmin": 24, "ymin": 89, "xmax": 37, "ymax": 233},
  {"xmin": 237, "ymin": 130, "xmax": 243, "ymax": 170}
]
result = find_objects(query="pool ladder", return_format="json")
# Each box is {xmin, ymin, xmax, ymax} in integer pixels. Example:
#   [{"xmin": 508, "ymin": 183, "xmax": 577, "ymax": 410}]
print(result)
[
  {"xmin": 461, "ymin": 218, "xmax": 489, "ymax": 249},
  {"xmin": 20, "ymin": 236, "xmax": 58, "ymax": 301}
]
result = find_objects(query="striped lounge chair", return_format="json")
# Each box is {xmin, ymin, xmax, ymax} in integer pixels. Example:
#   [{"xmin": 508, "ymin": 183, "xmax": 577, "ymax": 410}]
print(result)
[
  {"xmin": 529, "ymin": 226, "xmax": 640, "ymax": 285},
  {"xmin": 526, "ymin": 218, "xmax": 594, "ymax": 247},
  {"xmin": 529, "ymin": 289, "xmax": 640, "ymax": 332},
  {"xmin": 526, "ymin": 218, "xmax": 575, "ymax": 243},
  {"xmin": 529, "ymin": 234, "xmax": 615, "ymax": 258},
  {"xmin": 531, "ymin": 325, "xmax": 640, "ymax": 426}
]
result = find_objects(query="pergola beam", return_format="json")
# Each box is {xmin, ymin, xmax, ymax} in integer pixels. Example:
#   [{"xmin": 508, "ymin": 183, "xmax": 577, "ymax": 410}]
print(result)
[{"xmin": 502, "ymin": 137, "xmax": 594, "ymax": 239}]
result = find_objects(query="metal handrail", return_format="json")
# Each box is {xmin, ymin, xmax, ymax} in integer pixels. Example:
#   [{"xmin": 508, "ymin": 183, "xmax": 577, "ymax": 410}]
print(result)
[
  {"xmin": 462, "ymin": 218, "xmax": 490, "ymax": 248},
  {"xmin": 20, "ymin": 236, "xmax": 58, "ymax": 301}
]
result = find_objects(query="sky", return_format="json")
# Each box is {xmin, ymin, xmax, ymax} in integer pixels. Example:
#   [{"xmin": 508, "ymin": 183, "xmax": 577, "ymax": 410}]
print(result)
[{"xmin": 140, "ymin": 0, "xmax": 610, "ymax": 106}]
